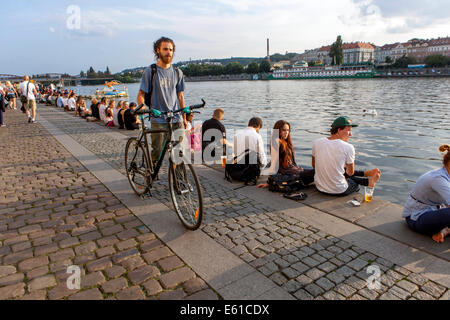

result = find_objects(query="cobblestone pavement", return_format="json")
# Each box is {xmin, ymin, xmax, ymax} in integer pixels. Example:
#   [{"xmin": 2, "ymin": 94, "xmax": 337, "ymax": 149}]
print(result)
[
  {"xmin": 29, "ymin": 106, "xmax": 450, "ymax": 300},
  {"xmin": 0, "ymin": 109, "xmax": 220, "ymax": 300}
]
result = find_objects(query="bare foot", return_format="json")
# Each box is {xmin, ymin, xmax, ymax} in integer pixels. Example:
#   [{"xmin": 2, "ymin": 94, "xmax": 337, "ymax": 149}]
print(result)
[
  {"xmin": 432, "ymin": 227, "xmax": 450, "ymax": 243},
  {"xmin": 256, "ymin": 183, "xmax": 269, "ymax": 189},
  {"xmin": 368, "ymin": 169, "xmax": 381, "ymax": 188}
]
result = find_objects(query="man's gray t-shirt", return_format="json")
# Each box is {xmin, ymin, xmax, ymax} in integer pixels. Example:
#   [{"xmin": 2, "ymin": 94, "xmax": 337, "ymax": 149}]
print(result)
[{"xmin": 139, "ymin": 65, "xmax": 185, "ymax": 124}]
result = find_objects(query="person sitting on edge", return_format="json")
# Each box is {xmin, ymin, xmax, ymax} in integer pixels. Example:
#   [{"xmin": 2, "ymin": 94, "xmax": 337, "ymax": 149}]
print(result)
[
  {"xmin": 233, "ymin": 117, "xmax": 267, "ymax": 169},
  {"xmin": 123, "ymin": 102, "xmax": 140, "ymax": 130},
  {"xmin": 113, "ymin": 100, "xmax": 124, "ymax": 127},
  {"xmin": 117, "ymin": 101, "xmax": 129, "ymax": 129},
  {"xmin": 201, "ymin": 108, "xmax": 228, "ymax": 162},
  {"xmin": 89, "ymin": 98, "xmax": 100, "ymax": 120},
  {"xmin": 257, "ymin": 120, "xmax": 315, "ymax": 188},
  {"xmin": 56, "ymin": 93, "xmax": 64, "ymax": 108},
  {"xmin": 402, "ymin": 144, "xmax": 450, "ymax": 243},
  {"xmin": 67, "ymin": 92, "xmax": 76, "ymax": 111},
  {"xmin": 104, "ymin": 100, "xmax": 115, "ymax": 126},
  {"xmin": 99, "ymin": 97, "xmax": 108, "ymax": 122},
  {"xmin": 312, "ymin": 116, "xmax": 381, "ymax": 196}
]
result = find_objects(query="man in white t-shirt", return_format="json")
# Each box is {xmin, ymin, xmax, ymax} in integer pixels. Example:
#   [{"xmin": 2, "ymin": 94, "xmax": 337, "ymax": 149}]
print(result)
[
  {"xmin": 233, "ymin": 117, "xmax": 267, "ymax": 168},
  {"xmin": 68, "ymin": 93, "xmax": 76, "ymax": 111},
  {"xmin": 18, "ymin": 76, "xmax": 38, "ymax": 123},
  {"xmin": 312, "ymin": 116, "xmax": 381, "ymax": 196}
]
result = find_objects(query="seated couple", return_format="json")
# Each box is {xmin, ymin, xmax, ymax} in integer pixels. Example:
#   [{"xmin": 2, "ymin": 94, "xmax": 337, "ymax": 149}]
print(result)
[
  {"xmin": 402, "ymin": 144, "xmax": 450, "ymax": 243},
  {"xmin": 258, "ymin": 116, "xmax": 381, "ymax": 197}
]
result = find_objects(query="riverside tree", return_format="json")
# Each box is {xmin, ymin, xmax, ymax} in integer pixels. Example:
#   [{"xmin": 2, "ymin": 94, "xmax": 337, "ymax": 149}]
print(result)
[
  {"xmin": 329, "ymin": 35, "xmax": 343, "ymax": 65},
  {"xmin": 425, "ymin": 54, "xmax": 450, "ymax": 67},
  {"xmin": 259, "ymin": 60, "xmax": 271, "ymax": 73}
]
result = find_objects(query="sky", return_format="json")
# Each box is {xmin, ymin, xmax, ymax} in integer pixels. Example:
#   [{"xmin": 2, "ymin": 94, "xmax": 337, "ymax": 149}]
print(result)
[{"xmin": 1, "ymin": 0, "xmax": 449, "ymax": 75}]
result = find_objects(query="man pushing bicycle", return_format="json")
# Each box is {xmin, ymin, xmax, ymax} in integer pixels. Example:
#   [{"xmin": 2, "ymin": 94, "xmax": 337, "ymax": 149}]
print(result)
[{"xmin": 137, "ymin": 36, "xmax": 187, "ymax": 165}]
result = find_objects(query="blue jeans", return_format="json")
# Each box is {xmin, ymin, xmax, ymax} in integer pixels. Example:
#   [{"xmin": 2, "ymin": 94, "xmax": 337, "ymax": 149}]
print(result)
[
  {"xmin": 406, "ymin": 207, "xmax": 450, "ymax": 236},
  {"xmin": 0, "ymin": 108, "xmax": 4, "ymax": 125}
]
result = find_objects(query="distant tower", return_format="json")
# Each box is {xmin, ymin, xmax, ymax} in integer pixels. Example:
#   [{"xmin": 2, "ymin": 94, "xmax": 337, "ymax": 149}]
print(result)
[{"xmin": 266, "ymin": 38, "xmax": 271, "ymax": 64}]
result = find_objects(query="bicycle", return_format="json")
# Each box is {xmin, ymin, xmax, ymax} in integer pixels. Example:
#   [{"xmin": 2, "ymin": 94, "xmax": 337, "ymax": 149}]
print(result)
[{"xmin": 124, "ymin": 99, "xmax": 206, "ymax": 230}]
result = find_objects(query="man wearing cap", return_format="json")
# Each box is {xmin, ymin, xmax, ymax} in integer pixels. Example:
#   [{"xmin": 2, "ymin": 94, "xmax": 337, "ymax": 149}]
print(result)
[{"xmin": 312, "ymin": 116, "xmax": 381, "ymax": 196}]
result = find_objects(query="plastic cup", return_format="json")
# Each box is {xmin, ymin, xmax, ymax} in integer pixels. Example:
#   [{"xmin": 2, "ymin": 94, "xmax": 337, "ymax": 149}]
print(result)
[
  {"xmin": 221, "ymin": 156, "xmax": 227, "ymax": 167},
  {"xmin": 364, "ymin": 187, "xmax": 374, "ymax": 202}
]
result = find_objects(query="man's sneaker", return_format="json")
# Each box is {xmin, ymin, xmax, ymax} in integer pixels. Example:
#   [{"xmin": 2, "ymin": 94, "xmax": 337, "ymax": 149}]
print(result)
[
  {"xmin": 31, "ymin": 119, "xmax": 36, "ymax": 123},
  {"xmin": 0, "ymin": 124, "xmax": 6, "ymax": 127},
  {"xmin": 28, "ymin": 117, "xmax": 32, "ymax": 123}
]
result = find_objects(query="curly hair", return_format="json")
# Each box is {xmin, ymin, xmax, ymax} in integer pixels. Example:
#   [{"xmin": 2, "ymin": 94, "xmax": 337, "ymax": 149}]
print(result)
[
  {"xmin": 153, "ymin": 37, "xmax": 175, "ymax": 60},
  {"xmin": 439, "ymin": 144, "xmax": 450, "ymax": 167}
]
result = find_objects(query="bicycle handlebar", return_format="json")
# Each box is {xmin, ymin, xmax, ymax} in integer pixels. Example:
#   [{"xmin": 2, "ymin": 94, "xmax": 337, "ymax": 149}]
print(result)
[{"xmin": 132, "ymin": 99, "xmax": 206, "ymax": 117}]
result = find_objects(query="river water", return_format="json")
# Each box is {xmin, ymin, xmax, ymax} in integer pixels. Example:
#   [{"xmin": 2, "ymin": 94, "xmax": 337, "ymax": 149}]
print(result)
[{"xmin": 68, "ymin": 78, "xmax": 449, "ymax": 205}]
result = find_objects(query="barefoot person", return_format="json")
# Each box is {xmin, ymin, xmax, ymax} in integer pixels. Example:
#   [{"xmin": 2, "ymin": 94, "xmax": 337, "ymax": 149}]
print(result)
[
  {"xmin": 312, "ymin": 116, "xmax": 381, "ymax": 196},
  {"xmin": 402, "ymin": 144, "xmax": 450, "ymax": 243}
]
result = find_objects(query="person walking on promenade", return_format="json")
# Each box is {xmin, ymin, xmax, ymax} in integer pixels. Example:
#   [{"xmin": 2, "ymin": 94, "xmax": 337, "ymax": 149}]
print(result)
[
  {"xmin": 5, "ymin": 81, "xmax": 18, "ymax": 110},
  {"xmin": 18, "ymin": 76, "xmax": 38, "ymax": 123},
  {"xmin": 0, "ymin": 86, "xmax": 6, "ymax": 127},
  {"xmin": 312, "ymin": 116, "xmax": 381, "ymax": 196},
  {"xmin": 137, "ymin": 36, "xmax": 186, "ymax": 164},
  {"xmin": 403, "ymin": 144, "xmax": 450, "ymax": 243}
]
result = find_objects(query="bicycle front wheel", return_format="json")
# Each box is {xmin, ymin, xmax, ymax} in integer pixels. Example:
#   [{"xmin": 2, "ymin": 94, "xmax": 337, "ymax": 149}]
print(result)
[
  {"xmin": 125, "ymin": 137, "xmax": 151, "ymax": 196},
  {"xmin": 168, "ymin": 161, "xmax": 204, "ymax": 230}
]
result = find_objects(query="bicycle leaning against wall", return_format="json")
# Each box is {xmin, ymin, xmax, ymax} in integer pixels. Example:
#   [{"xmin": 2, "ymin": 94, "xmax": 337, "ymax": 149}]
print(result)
[{"xmin": 124, "ymin": 99, "xmax": 206, "ymax": 230}]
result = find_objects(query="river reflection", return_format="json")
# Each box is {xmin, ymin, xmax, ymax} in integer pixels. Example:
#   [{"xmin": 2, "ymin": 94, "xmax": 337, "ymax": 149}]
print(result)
[{"xmin": 69, "ymin": 78, "xmax": 449, "ymax": 205}]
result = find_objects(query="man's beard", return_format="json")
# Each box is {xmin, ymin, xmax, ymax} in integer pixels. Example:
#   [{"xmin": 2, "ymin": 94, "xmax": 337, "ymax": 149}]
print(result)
[{"xmin": 159, "ymin": 54, "xmax": 173, "ymax": 64}]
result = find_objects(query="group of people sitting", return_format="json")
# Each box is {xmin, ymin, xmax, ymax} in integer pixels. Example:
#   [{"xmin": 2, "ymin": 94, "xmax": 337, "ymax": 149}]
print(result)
[
  {"xmin": 200, "ymin": 110, "xmax": 449, "ymax": 244},
  {"xmin": 49, "ymin": 93, "xmax": 141, "ymax": 130}
]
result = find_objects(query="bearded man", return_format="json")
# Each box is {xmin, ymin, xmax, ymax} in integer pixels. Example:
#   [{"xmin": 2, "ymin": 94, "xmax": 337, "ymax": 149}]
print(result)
[{"xmin": 137, "ymin": 37, "xmax": 186, "ymax": 163}]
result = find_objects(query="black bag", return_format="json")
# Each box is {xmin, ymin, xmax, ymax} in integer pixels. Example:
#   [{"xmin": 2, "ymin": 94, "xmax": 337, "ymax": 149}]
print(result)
[
  {"xmin": 225, "ymin": 149, "xmax": 261, "ymax": 185},
  {"xmin": 267, "ymin": 173, "xmax": 307, "ymax": 193},
  {"xmin": 20, "ymin": 81, "xmax": 30, "ymax": 105}
]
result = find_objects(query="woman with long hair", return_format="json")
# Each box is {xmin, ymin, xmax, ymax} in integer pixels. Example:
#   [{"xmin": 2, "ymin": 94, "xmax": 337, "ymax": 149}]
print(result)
[
  {"xmin": 257, "ymin": 120, "xmax": 315, "ymax": 188},
  {"xmin": 403, "ymin": 144, "xmax": 450, "ymax": 243},
  {"xmin": 5, "ymin": 81, "xmax": 17, "ymax": 110}
]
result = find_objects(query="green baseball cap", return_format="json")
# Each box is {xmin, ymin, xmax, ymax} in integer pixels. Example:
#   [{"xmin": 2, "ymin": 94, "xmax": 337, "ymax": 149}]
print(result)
[{"xmin": 331, "ymin": 116, "xmax": 358, "ymax": 129}]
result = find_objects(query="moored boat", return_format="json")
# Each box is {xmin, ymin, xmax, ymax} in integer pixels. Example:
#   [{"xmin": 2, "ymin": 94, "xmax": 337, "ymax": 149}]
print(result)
[{"xmin": 267, "ymin": 65, "xmax": 374, "ymax": 80}]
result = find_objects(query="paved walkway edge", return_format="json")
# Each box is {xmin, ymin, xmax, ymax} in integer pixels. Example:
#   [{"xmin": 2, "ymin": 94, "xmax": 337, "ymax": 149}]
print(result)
[
  {"xmin": 195, "ymin": 166, "xmax": 450, "ymax": 288},
  {"xmin": 37, "ymin": 115, "xmax": 294, "ymax": 300}
]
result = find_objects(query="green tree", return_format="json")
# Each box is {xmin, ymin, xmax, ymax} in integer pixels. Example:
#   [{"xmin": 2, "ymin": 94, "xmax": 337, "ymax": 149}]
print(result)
[
  {"xmin": 224, "ymin": 62, "xmax": 244, "ymax": 74},
  {"xmin": 329, "ymin": 35, "xmax": 343, "ymax": 65},
  {"xmin": 393, "ymin": 55, "xmax": 417, "ymax": 68},
  {"xmin": 246, "ymin": 62, "xmax": 259, "ymax": 74},
  {"xmin": 87, "ymin": 67, "xmax": 96, "ymax": 78},
  {"xmin": 385, "ymin": 56, "xmax": 393, "ymax": 64},
  {"xmin": 259, "ymin": 60, "xmax": 271, "ymax": 73},
  {"xmin": 80, "ymin": 71, "xmax": 86, "ymax": 78},
  {"xmin": 424, "ymin": 54, "xmax": 449, "ymax": 68},
  {"xmin": 105, "ymin": 66, "xmax": 111, "ymax": 76}
]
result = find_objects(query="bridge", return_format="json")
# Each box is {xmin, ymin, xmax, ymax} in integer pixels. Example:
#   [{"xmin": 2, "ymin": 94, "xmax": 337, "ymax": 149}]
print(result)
[{"xmin": 0, "ymin": 73, "xmax": 115, "ymax": 85}]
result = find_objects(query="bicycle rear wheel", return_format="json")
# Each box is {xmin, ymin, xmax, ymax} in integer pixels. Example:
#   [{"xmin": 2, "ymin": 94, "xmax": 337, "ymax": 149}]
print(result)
[
  {"xmin": 125, "ymin": 137, "xmax": 151, "ymax": 196},
  {"xmin": 168, "ymin": 161, "xmax": 204, "ymax": 230}
]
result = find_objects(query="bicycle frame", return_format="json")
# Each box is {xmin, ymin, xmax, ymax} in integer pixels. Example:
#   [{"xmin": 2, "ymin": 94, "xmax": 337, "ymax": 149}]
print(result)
[{"xmin": 136, "ymin": 114, "xmax": 182, "ymax": 183}]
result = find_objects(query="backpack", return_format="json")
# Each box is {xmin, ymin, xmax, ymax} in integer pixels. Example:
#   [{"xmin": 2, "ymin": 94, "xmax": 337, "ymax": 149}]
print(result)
[
  {"xmin": 267, "ymin": 173, "xmax": 307, "ymax": 193},
  {"xmin": 225, "ymin": 149, "xmax": 261, "ymax": 185},
  {"xmin": 144, "ymin": 64, "xmax": 181, "ymax": 108}
]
